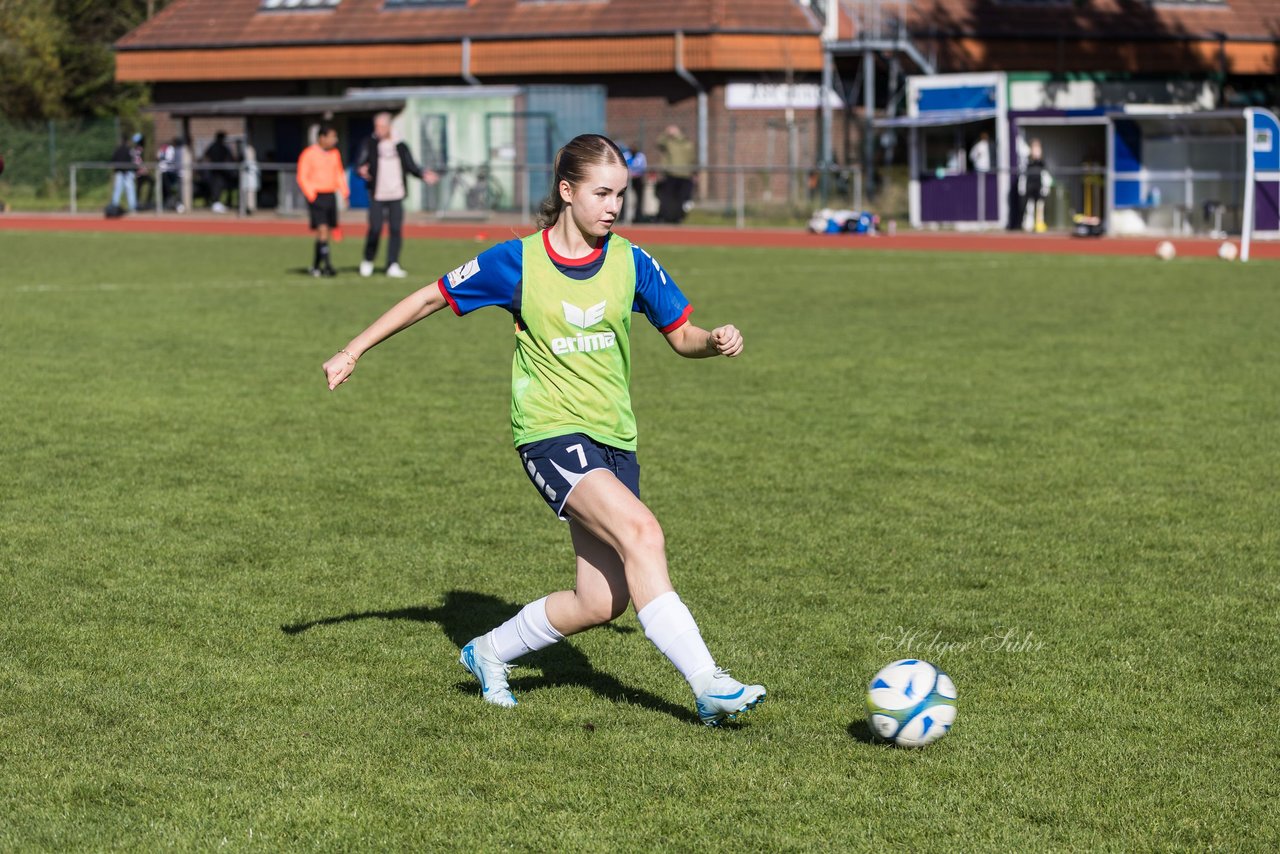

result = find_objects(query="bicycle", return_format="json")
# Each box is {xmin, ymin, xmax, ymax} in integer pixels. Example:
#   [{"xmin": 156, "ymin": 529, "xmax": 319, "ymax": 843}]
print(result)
[{"xmin": 440, "ymin": 164, "xmax": 505, "ymax": 212}]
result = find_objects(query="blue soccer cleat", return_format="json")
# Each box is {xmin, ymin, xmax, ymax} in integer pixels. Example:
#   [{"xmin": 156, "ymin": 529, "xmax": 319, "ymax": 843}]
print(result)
[
  {"xmin": 694, "ymin": 669, "xmax": 766, "ymax": 727},
  {"xmin": 459, "ymin": 636, "xmax": 518, "ymax": 708}
]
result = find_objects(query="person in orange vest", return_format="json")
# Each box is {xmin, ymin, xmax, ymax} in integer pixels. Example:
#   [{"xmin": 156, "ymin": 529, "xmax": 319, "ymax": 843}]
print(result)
[{"xmin": 297, "ymin": 124, "xmax": 350, "ymax": 277}]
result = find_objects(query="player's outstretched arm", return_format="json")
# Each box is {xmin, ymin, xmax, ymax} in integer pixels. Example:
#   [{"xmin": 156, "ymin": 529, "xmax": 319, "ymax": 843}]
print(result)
[
  {"xmin": 663, "ymin": 322, "xmax": 743, "ymax": 359},
  {"xmin": 323, "ymin": 281, "xmax": 450, "ymax": 390}
]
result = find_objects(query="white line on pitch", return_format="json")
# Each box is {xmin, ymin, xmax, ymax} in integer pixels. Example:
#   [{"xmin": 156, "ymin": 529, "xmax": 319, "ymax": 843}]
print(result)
[{"xmin": 10, "ymin": 278, "xmax": 345, "ymax": 294}]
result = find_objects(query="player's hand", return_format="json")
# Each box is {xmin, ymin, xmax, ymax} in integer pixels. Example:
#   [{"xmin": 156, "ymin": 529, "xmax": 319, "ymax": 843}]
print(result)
[
  {"xmin": 710, "ymin": 324, "xmax": 743, "ymax": 357},
  {"xmin": 323, "ymin": 349, "xmax": 358, "ymax": 391},
  {"xmin": 357, "ymin": 165, "xmax": 370, "ymax": 181}
]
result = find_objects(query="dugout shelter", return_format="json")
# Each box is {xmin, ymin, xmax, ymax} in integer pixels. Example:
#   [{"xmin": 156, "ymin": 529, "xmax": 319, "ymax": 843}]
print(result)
[
  {"xmin": 158, "ymin": 84, "xmax": 605, "ymax": 217},
  {"xmin": 885, "ymin": 72, "xmax": 1279, "ymax": 256}
]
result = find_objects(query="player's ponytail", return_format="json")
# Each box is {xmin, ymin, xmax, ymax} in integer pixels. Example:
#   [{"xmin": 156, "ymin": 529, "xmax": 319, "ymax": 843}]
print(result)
[{"xmin": 536, "ymin": 134, "xmax": 628, "ymax": 229}]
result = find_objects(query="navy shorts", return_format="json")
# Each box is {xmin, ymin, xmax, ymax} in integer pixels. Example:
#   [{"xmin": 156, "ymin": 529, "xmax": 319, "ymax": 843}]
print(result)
[
  {"xmin": 308, "ymin": 192, "xmax": 338, "ymax": 229},
  {"xmin": 518, "ymin": 433, "xmax": 640, "ymax": 520}
]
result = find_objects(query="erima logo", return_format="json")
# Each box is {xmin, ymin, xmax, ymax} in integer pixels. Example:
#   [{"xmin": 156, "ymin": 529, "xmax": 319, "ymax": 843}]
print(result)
[
  {"xmin": 562, "ymin": 300, "xmax": 606, "ymax": 328},
  {"xmin": 554, "ymin": 300, "xmax": 614, "ymax": 356},
  {"xmin": 446, "ymin": 258, "xmax": 480, "ymax": 288},
  {"xmin": 552, "ymin": 331, "xmax": 617, "ymax": 356}
]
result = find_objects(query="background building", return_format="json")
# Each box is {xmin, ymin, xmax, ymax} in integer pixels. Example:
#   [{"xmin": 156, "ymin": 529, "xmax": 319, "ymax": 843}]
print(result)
[
  {"xmin": 114, "ymin": 0, "xmax": 829, "ymax": 213},
  {"xmin": 113, "ymin": 0, "xmax": 1278, "ymax": 222}
]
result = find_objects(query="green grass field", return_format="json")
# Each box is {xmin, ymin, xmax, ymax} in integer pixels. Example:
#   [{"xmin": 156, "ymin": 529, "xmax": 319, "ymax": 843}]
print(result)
[{"xmin": 2, "ymin": 229, "xmax": 1277, "ymax": 849}]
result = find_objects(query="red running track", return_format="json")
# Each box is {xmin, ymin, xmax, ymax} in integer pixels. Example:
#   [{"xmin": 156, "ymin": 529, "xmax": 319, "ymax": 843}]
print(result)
[{"xmin": 1, "ymin": 212, "xmax": 1275, "ymax": 259}]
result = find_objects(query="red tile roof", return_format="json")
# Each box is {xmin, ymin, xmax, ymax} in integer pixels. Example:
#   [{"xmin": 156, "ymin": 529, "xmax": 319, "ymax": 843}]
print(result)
[
  {"xmin": 116, "ymin": 0, "xmax": 1277, "ymax": 79},
  {"xmin": 897, "ymin": 0, "xmax": 1279, "ymax": 42},
  {"xmin": 871, "ymin": 0, "xmax": 1280, "ymax": 74},
  {"xmin": 116, "ymin": 0, "xmax": 823, "ymax": 51}
]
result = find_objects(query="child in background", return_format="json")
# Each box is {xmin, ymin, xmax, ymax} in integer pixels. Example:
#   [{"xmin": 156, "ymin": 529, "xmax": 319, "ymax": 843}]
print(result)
[{"xmin": 297, "ymin": 125, "xmax": 349, "ymax": 277}]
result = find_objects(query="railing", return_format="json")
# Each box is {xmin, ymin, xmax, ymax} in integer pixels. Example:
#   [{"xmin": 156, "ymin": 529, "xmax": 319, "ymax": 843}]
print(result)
[
  {"xmin": 70, "ymin": 161, "xmax": 873, "ymax": 229},
  {"xmin": 1107, "ymin": 168, "xmax": 1248, "ymax": 237},
  {"xmin": 69, "ymin": 157, "xmax": 1258, "ymax": 237},
  {"xmin": 425, "ymin": 163, "xmax": 871, "ymax": 228},
  {"xmin": 905, "ymin": 160, "xmax": 1253, "ymax": 236},
  {"xmin": 697, "ymin": 165, "xmax": 867, "ymax": 228},
  {"xmin": 843, "ymin": 0, "xmax": 908, "ymax": 41},
  {"xmin": 69, "ymin": 162, "xmax": 303, "ymax": 217}
]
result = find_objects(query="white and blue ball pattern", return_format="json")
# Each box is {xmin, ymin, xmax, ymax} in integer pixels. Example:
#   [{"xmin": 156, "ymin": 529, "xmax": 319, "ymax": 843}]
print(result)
[{"xmin": 866, "ymin": 659, "xmax": 957, "ymax": 748}]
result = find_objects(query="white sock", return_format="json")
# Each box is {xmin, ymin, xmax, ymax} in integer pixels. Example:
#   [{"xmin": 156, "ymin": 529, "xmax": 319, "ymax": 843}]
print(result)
[
  {"xmin": 636, "ymin": 591, "xmax": 717, "ymax": 694},
  {"xmin": 486, "ymin": 596, "xmax": 564, "ymax": 664}
]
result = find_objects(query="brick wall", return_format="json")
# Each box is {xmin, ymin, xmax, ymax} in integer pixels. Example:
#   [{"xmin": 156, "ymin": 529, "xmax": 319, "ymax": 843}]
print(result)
[
  {"xmin": 150, "ymin": 115, "xmax": 249, "ymax": 154},
  {"xmin": 606, "ymin": 74, "xmax": 839, "ymax": 204}
]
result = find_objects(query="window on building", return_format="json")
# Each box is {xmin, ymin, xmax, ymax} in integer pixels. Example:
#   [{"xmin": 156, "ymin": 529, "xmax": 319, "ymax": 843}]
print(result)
[
  {"xmin": 259, "ymin": 0, "xmax": 340, "ymax": 10},
  {"xmin": 384, "ymin": 0, "xmax": 469, "ymax": 7}
]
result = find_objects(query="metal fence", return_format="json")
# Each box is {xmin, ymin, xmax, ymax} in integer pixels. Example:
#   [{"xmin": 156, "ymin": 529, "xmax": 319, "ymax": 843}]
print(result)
[
  {"xmin": 69, "ymin": 161, "xmax": 304, "ymax": 217},
  {"xmin": 0, "ymin": 117, "xmax": 124, "ymax": 206},
  {"xmin": 16, "ymin": 110, "xmax": 1262, "ymax": 237},
  {"xmin": 64, "ymin": 157, "xmax": 1258, "ymax": 238},
  {"xmin": 424, "ymin": 162, "xmax": 867, "ymax": 226},
  {"xmin": 68, "ymin": 160, "xmax": 871, "ymax": 229},
  {"xmin": 994, "ymin": 165, "xmax": 1244, "ymax": 236}
]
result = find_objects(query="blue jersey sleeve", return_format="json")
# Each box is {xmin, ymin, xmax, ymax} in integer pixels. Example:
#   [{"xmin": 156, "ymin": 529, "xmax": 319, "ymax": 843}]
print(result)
[
  {"xmin": 438, "ymin": 239, "xmax": 522, "ymax": 316},
  {"xmin": 631, "ymin": 245, "xmax": 692, "ymax": 332}
]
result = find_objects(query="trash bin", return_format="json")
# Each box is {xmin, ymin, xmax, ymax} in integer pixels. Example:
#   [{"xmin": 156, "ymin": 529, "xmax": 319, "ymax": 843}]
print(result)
[{"xmin": 1047, "ymin": 184, "xmax": 1071, "ymax": 230}]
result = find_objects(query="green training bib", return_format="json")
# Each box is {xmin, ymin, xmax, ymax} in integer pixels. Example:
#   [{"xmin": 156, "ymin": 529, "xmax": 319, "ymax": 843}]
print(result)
[{"xmin": 511, "ymin": 232, "xmax": 638, "ymax": 450}]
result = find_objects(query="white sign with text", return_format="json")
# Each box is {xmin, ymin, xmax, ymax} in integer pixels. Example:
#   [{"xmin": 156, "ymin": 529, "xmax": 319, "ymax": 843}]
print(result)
[{"xmin": 725, "ymin": 82, "xmax": 844, "ymax": 110}]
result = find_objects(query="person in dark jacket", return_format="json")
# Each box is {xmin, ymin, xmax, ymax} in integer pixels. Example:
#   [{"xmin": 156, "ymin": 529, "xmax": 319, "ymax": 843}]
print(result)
[
  {"xmin": 356, "ymin": 112, "xmax": 437, "ymax": 278},
  {"xmin": 1022, "ymin": 138, "xmax": 1052, "ymax": 232},
  {"xmin": 655, "ymin": 125, "xmax": 695, "ymax": 224},
  {"xmin": 132, "ymin": 134, "xmax": 155, "ymax": 209},
  {"xmin": 110, "ymin": 133, "xmax": 140, "ymax": 213},
  {"xmin": 202, "ymin": 131, "xmax": 234, "ymax": 212}
]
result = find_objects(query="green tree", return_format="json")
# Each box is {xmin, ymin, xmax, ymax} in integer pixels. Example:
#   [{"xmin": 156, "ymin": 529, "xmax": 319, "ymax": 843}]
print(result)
[
  {"xmin": 0, "ymin": 0, "xmax": 174, "ymax": 120},
  {"xmin": 0, "ymin": 1, "xmax": 70, "ymax": 119}
]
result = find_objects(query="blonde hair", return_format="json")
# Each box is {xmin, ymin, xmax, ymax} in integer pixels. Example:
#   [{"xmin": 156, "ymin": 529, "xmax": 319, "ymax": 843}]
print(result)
[{"xmin": 536, "ymin": 134, "xmax": 628, "ymax": 229}]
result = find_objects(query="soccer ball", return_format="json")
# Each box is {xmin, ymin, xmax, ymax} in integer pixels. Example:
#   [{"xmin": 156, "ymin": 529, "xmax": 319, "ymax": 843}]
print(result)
[
  {"xmin": 1155, "ymin": 240, "xmax": 1176, "ymax": 261},
  {"xmin": 1218, "ymin": 241, "xmax": 1239, "ymax": 261},
  {"xmin": 866, "ymin": 659, "xmax": 957, "ymax": 748},
  {"xmin": 807, "ymin": 209, "xmax": 833, "ymax": 234}
]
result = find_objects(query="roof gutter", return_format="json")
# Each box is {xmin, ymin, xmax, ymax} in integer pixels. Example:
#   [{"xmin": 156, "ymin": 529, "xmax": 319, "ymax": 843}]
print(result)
[
  {"xmin": 461, "ymin": 37, "xmax": 481, "ymax": 86},
  {"xmin": 912, "ymin": 29, "xmax": 1276, "ymax": 44},
  {"xmin": 114, "ymin": 26, "xmax": 822, "ymax": 52},
  {"xmin": 673, "ymin": 30, "xmax": 708, "ymax": 172}
]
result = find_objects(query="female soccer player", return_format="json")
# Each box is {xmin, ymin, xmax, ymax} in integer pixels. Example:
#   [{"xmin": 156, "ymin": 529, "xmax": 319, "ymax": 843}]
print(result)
[{"xmin": 322, "ymin": 134, "xmax": 765, "ymax": 726}]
